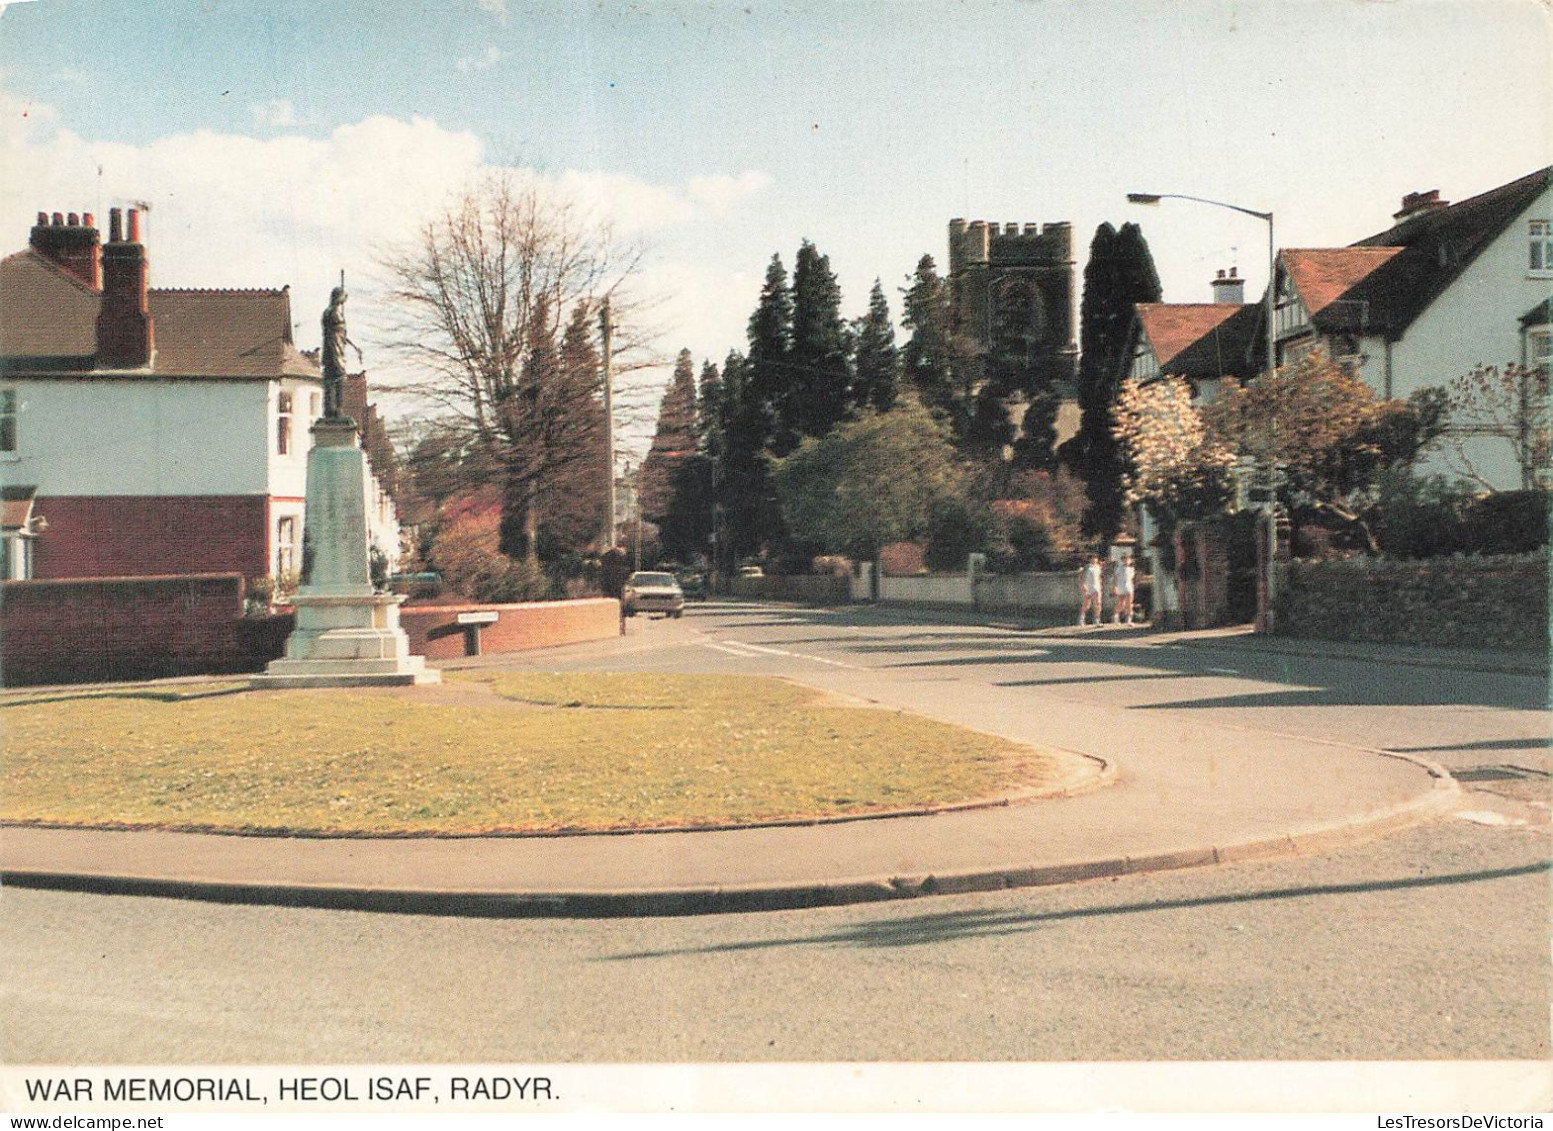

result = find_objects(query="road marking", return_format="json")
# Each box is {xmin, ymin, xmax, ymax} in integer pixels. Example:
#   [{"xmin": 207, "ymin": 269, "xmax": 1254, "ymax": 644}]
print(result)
[
  {"xmin": 701, "ymin": 640, "xmax": 860, "ymax": 669},
  {"xmin": 1455, "ymin": 809, "xmax": 1528, "ymax": 827},
  {"xmin": 702, "ymin": 642, "xmax": 761, "ymax": 658}
]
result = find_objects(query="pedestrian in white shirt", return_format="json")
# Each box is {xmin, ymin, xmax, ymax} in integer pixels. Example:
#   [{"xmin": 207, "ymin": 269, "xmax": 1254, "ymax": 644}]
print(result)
[
  {"xmin": 1079, "ymin": 553, "xmax": 1105, "ymax": 626},
  {"xmin": 1113, "ymin": 555, "xmax": 1137, "ymax": 624}
]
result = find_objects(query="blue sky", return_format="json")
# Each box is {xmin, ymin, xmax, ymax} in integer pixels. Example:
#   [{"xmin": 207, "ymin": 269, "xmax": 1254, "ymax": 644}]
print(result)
[{"xmin": 2, "ymin": 0, "xmax": 1549, "ymax": 450}]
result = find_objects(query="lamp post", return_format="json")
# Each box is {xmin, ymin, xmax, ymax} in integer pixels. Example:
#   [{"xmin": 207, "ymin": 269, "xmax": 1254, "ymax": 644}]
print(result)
[{"xmin": 1127, "ymin": 191, "xmax": 1281, "ymax": 630}]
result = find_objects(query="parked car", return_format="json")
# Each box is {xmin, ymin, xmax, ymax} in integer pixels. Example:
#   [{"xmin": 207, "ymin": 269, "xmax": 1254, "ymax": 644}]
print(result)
[
  {"xmin": 737, "ymin": 564, "xmax": 764, "ymax": 579},
  {"xmin": 622, "ymin": 571, "xmax": 685, "ymax": 618}
]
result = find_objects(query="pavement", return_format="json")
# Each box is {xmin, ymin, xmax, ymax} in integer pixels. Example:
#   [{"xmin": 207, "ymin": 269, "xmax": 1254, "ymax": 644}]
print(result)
[{"xmin": 0, "ymin": 610, "xmax": 1494, "ymax": 918}]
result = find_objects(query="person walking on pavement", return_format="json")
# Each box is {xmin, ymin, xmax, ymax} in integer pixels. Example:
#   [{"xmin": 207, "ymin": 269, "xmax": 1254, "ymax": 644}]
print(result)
[
  {"xmin": 1079, "ymin": 552, "xmax": 1105, "ymax": 626},
  {"xmin": 1113, "ymin": 554, "xmax": 1137, "ymax": 624}
]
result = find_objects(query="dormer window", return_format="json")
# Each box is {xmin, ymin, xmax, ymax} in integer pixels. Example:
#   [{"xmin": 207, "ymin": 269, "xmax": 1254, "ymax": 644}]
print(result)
[
  {"xmin": 1530, "ymin": 220, "xmax": 1553, "ymax": 278},
  {"xmin": 277, "ymin": 391, "xmax": 293, "ymax": 455}
]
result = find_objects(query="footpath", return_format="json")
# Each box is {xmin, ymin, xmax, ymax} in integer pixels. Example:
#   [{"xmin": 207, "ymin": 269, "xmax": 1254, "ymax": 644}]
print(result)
[{"xmin": 1, "ymin": 609, "xmax": 1481, "ymax": 918}]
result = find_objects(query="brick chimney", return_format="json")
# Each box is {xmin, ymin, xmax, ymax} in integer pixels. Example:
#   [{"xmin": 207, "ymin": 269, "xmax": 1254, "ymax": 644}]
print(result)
[
  {"xmin": 1393, "ymin": 189, "xmax": 1450, "ymax": 224},
  {"xmin": 96, "ymin": 207, "xmax": 155, "ymax": 369},
  {"xmin": 29, "ymin": 209, "xmax": 102, "ymax": 289},
  {"xmin": 1210, "ymin": 266, "xmax": 1244, "ymax": 305}
]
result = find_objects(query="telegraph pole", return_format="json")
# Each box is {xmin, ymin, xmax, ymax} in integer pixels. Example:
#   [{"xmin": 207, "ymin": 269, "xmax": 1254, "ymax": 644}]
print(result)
[{"xmin": 599, "ymin": 297, "xmax": 617, "ymax": 548}]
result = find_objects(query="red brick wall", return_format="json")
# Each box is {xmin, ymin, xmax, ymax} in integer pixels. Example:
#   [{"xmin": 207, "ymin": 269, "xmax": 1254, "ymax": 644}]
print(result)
[
  {"xmin": 401, "ymin": 598, "xmax": 620, "ymax": 661},
  {"xmin": 33, "ymin": 496, "xmax": 269, "ymax": 581},
  {"xmin": 0, "ymin": 573, "xmax": 250, "ymax": 686}
]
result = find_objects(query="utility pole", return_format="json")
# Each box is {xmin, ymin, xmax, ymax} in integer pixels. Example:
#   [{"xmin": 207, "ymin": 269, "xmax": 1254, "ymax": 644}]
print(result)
[{"xmin": 599, "ymin": 297, "xmax": 617, "ymax": 548}]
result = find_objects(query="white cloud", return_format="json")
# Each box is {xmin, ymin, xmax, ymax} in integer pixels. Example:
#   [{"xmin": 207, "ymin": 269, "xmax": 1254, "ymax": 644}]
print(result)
[
  {"xmin": 0, "ymin": 85, "xmax": 771, "ymax": 420},
  {"xmin": 250, "ymin": 98, "xmax": 295, "ymax": 129},
  {"xmin": 476, "ymin": 0, "xmax": 508, "ymax": 19},
  {"xmin": 456, "ymin": 45, "xmax": 504, "ymax": 73},
  {"xmin": 686, "ymin": 170, "xmax": 771, "ymax": 214}
]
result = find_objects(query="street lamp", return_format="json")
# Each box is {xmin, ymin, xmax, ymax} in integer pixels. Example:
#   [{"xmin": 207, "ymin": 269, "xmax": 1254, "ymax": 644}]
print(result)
[{"xmin": 1128, "ymin": 190, "xmax": 1281, "ymax": 630}]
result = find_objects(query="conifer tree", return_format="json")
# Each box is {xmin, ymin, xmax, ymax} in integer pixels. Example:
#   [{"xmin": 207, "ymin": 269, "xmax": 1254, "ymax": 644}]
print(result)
[
  {"xmin": 714, "ymin": 350, "xmax": 778, "ymax": 566},
  {"xmin": 746, "ymin": 253, "xmax": 794, "ymax": 454},
  {"xmin": 787, "ymin": 240, "xmax": 853, "ymax": 442},
  {"xmin": 901, "ymin": 255, "xmax": 959, "ymax": 422},
  {"xmin": 852, "ymin": 278, "xmax": 900, "ymax": 413},
  {"xmin": 696, "ymin": 359, "xmax": 722, "ymax": 454},
  {"xmin": 640, "ymin": 349, "xmax": 699, "ymax": 522},
  {"xmin": 1063, "ymin": 221, "xmax": 1162, "ymax": 539},
  {"xmin": 534, "ymin": 300, "xmax": 608, "ymax": 557},
  {"xmin": 497, "ymin": 294, "xmax": 559, "ymax": 562}
]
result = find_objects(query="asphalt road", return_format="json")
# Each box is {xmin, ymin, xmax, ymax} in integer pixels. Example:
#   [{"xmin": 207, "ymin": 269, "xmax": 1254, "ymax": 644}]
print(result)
[
  {"xmin": 3, "ymin": 820, "xmax": 1545, "ymax": 1063},
  {"xmin": 4, "ymin": 602, "xmax": 1548, "ymax": 1066}
]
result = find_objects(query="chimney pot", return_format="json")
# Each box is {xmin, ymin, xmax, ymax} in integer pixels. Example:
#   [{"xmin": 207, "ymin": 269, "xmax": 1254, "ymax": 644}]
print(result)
[
  {"xmin": 127, "ymin": 208, "xmax": 141, "ymax": 242},
  {"xmin": 109, "ymin": 208, "xmax": 123, "ymax": 242},
  {"xmin": 83, "ymin": 212, "xmax": 94, "ymax": 229},
  {"xmin": 1210, "ymin": 267, "xmax": 1245, "ymax": 305},
  {"xmin": 36, "ymin": 211, "xmax": 48, "ymax": 226},
  {"xmin": 67, "ymin": 212, "xmax": 79, "ymax": 226},
  {"xmin": 51, "ymin": 212, "xmax": 63, "ymax": 226}
]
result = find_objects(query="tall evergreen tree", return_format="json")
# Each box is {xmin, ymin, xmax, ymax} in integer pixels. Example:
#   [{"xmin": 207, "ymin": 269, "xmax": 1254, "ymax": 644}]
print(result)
[
  {"xmin": 787, "ymin": 240, "xmax": 854, "ymax": 442},
  {"xmin": 901, "ymin": 255, "xmax": 958, "ymax": 422},
  {"xmin": 696, "ymin": 359, "xmax": 722, "ymax": 454},
  {"xmin": 1062, "ymin": 221, "xmax": 1162, "ymax": 539},
  {"xmin": 714, "ymin": 349, "xmax": 779, "ymax": 567},
  {"xmin": 640, "ymin": 349, "xmax": 699, "ymax": 522},
  {"xmin": 852, "ymin": 278, "xmax": 901, "ymax": 412},
  {"xmin": 535, "ymin": 300, "xmax": 608, "ymax": 558},
  {"xmin": 498, "ymin": 294, "xmax": 559, "ymax": 562},
  {"xmin": 746, "ymin": 253, "xmax": 793, "ymax": 454}
]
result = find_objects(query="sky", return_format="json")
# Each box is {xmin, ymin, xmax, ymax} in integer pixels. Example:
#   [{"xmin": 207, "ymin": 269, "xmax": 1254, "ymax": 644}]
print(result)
[{"xmin": 1, "ymin": 0, "xmax": 1549, "ymax": 456}]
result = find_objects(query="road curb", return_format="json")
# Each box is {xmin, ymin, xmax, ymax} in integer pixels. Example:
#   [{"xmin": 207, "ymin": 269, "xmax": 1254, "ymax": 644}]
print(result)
[{"xmin": 1, "ymin": 764, "xmax": 1460, "ymax": 919}]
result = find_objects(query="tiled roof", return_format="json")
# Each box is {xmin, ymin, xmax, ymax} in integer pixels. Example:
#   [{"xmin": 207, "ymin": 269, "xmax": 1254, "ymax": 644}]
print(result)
[
  {"xmin": 149, "ymin": 289, "xmax": 318, "ymax": 379},
  {"xmin": 1136, "ymin": 303, "xmax": 1259, "ymax": 378},
  {"xmin": 0, "ymin": 252, "xmax": 101, "ymax": 362},
  {"xmin": 1346, "ymin": 165, "xmax": 1552, "ymax": 334},
  {"xmin": 0, "ymin": 250, "xmax": 319, "ymax": 381},
  {"xmin": 1279, "ymin": 247, "xmax": 1404, "ymax": 332}
]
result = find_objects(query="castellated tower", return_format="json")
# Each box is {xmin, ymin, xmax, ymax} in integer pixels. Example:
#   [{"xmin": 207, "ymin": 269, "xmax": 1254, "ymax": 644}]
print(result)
[{"xmin": 947, "ymin": 218, "xmax": 1078, "ymax": 390}]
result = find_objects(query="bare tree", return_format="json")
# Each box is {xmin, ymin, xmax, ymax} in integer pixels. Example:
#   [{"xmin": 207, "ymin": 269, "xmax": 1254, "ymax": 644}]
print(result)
[
  {"xmin": 1447, "ymin": 362, "xmax": 1551, "ymax": 491},
  {"xmin": 379, "ymin": 172, "xmax": 652, "ymax": 563}
]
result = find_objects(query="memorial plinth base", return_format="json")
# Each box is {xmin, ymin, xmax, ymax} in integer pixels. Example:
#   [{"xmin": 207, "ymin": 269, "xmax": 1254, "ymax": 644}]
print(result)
[{"xmin": 252, "ymin": 591, "xmax": 441, "ymax": 688}]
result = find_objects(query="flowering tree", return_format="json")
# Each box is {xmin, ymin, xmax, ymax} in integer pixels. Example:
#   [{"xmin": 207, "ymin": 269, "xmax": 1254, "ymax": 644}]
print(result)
[
  {"xmin": 1113, "ymin": 375, "xmax": 1233, "ymax": 521},
  {"xmin": 1116, "ymin": 351, "xmax": 1448, "ymax": 553},
  {"xmin": 1446, "ymin": 362, "xmax": 1550, "ymax": 491}
]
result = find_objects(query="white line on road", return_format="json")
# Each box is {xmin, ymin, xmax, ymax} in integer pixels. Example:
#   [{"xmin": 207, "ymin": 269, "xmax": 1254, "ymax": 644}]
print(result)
[{"xmin": 701, "ymin": 640, "xmax": 860, "ymax": 669}]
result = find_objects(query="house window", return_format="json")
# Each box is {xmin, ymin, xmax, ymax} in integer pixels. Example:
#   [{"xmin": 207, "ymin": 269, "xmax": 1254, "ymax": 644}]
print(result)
[
  {"xmin": 1528, "ymin": 327, "xmax": 1552, "ymax": 369},
  {"xmin": 276, "ymin": 515, "xmax": 297, "ymax": 576},
  {"xmin": 277, "ymin": 391, "xmax": 293, "ymax": 455},
  {"xmin": 1531, "ymin": 221, "xmax": 1553, "ymax": 277},
  {"xmin": 0, "ymin": 389, "xmax": 16, "ymax": 453}
]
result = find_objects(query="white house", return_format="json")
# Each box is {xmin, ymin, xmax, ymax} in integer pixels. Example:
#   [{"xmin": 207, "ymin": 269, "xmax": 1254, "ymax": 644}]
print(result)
[
  {"xmin": 1270, "ymin": 167, "xmax": 1552, "ymax": 489},
  {"xmin": 0, "ymin": 207, "xmax": 400, "ymax": 582}
]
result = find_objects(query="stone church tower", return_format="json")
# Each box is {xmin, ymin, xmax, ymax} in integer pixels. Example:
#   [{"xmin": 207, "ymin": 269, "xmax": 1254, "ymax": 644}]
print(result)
[{"xmin": 946, "ymin": 218, "xmax": 1078, "ymax": 391}]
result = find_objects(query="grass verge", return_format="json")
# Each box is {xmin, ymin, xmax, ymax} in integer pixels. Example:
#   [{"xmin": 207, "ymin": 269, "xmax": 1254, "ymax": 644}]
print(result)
[{"xmin": 2, "ymin": 672, "xmax": 1063, "ymax": 835}]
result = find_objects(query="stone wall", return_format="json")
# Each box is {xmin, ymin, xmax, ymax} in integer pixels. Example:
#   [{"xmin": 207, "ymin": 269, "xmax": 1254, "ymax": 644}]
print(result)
[
  {"xmin": 0, "ymin": 573, "xmax": 251, "ymax": 686},
  {"xmin": 1276, "ymin": 552, "xmax": 1547, "ymax": 651}
]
